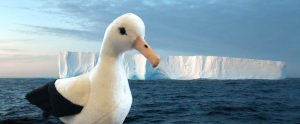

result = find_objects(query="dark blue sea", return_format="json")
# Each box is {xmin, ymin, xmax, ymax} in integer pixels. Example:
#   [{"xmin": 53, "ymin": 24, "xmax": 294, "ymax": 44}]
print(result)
[{"xmin": 0, "ymin": 78, "xmax": 300, "ymax": 124}]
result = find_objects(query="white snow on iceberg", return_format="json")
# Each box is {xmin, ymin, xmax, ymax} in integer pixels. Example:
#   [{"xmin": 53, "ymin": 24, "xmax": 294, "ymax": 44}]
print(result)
[{"xmin": 59, "ymin": 51, "xmax": 285, "ymax": 80}]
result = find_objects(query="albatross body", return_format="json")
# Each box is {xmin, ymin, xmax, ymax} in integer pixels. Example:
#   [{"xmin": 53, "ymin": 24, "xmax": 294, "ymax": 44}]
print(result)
[{"xmin": 26, "ymin": 13, "xmax": 160, "ymax": 124}]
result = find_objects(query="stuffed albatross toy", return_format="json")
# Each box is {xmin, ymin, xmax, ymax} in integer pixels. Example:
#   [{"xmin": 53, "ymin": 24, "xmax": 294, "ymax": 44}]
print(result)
[{"xmin": 26, "ymin": 13, "xmax": 160, "ymax": 124}]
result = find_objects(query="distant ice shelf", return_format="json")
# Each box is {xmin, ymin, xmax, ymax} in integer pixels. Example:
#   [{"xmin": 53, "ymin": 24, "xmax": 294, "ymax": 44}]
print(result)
[{"xmin": 59, "ymin": 51, "xmax": 286, "ymax": 80}]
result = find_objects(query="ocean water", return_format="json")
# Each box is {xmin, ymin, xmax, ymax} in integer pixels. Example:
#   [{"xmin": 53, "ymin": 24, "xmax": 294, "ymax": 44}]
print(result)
[{"xmin": 0, "ymin": 78, "xmax": 300, "ymax": 124}]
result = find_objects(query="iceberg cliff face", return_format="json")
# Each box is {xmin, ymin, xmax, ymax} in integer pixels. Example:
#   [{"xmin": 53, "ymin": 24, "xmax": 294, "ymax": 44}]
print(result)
[
  {"xmin": 59, "ymin": 51, "xmax": 285, "ymax": 80},
  {"xmin": 122, "ymin": 54, "xmax": 147, "ymax": 80},
  {"xmin": 59, "ymin": 51, "xmax": 98, "ymax": 78},
  {"xmin": 144, "ymin": 56, "xmax": 285, "ymax": 80}
]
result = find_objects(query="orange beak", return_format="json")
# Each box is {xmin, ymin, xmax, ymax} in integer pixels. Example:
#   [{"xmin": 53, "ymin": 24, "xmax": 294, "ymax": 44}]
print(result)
[{"xmin": 133, "ymin": 36, "xmax": 160, "ymax": 68}]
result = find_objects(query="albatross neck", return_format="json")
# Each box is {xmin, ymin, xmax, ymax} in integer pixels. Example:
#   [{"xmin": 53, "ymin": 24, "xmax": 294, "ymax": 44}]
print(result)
[
  {"xmin": 91, "ymin": 38, "xmax": 128, "ymax": 89},
  {"xmin": 96, "ymin": 38, "xmax": 124, "ymax": 69}
]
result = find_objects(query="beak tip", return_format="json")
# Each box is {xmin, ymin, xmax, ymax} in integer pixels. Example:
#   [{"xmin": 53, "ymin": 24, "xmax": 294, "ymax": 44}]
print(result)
[{"xmin": 152, "ymin": 58, "xmax": 160, "ymax": 68}]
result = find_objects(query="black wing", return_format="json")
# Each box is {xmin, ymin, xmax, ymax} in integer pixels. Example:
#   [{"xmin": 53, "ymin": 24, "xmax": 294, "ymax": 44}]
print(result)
[{"xmin": 26, "ymin": 80, "xmax": 83, "ymax": 117}]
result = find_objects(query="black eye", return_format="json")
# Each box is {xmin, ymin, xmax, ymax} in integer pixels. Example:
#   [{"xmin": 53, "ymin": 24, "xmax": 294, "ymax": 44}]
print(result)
[
  {"xmin": 144, "ymin": 44, "xmax": 148, "ymax": 48},
  {"xmin": 118, "ymin": 27, "xmax": 127, "ymax": 35}
]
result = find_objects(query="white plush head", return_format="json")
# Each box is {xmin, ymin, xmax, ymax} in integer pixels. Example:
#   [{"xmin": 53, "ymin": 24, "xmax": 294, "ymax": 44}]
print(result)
[
  {"xmin": 102, "ymin": 13, "xmax": 145, "ymax": 53},
  {"xmin": 101, "ymin": 13, "xmax": 160, "ymax": 67}
]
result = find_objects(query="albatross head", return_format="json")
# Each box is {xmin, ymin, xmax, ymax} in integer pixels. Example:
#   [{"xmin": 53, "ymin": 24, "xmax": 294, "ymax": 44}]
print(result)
[{"xmin": 103, "ymin": 13, "xmax": 160, "ymax": 68}]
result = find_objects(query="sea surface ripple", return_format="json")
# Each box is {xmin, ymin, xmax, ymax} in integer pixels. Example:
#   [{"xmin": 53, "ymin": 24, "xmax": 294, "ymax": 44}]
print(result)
[{"xmin": 0, "ymin": 78, "xmax": 300, "ymax": 124}]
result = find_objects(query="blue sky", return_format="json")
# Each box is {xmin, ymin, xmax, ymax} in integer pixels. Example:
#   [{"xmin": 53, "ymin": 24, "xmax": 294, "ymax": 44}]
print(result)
[{"xmin": 0, "ymin": 0, "xmax": 299, "ymax": 78}]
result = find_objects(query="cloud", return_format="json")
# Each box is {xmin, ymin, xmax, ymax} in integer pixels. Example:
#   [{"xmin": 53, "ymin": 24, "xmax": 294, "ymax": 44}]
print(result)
[
  {"xmin": 0, "ymin": 39, "xmax": 34, "ymax": 43},
  {"xmin": 0, "ymin": 52, "xmax": 56, "ymax": 63},
  {"xmin": 21, "ymin": 24, "xmax": 100, "ymax": 41},
  {"xmin": 33, "ymin": 0, "xmax": 300, "ymax": 57},
  {"xmin": 0, "ymin": 48, "xmax": 20, "ymax": 52}
]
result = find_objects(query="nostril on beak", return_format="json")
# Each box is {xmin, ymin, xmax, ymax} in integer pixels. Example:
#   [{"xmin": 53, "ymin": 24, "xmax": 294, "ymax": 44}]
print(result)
[{"xmin": 144, "ymin": 44, "xmax": 148, "ymax": 48}]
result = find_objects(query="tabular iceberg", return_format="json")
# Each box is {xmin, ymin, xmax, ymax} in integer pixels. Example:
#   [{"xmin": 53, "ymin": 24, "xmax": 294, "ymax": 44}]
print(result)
[{"xmin": 59, "ymin": 51, "xmax": 285, "ymax": 80}]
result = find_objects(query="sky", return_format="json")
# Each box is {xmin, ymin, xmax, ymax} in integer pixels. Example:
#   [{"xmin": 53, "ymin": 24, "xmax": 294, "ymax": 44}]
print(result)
[{"xmin": 0, "ymin": 0, "xmax": 299, "ymax": 78}]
